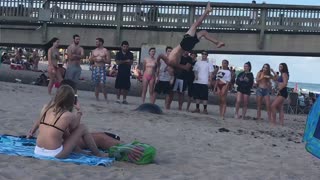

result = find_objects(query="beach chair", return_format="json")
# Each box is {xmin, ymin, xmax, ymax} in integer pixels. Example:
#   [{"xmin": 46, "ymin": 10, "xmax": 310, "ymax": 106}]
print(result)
[
  {"xmin": 298, "ymin": 97, "xmax": 311, "ymax": 114},
  {"xmin": 287, "ymin": 92, "xmax": 299, "ymax": 114}
]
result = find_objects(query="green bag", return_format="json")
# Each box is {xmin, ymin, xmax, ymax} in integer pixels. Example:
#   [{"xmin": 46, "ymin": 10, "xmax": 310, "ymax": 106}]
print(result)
[{"xmin": 108, "ymin": 141, "xmax": 156, "ymax": 165}]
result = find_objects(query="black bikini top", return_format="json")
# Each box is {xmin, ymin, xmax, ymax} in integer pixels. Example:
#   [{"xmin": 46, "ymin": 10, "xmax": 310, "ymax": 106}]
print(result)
[{"xmin": 40, "ymin": 109, "xmax": 65, "ymax": 133}]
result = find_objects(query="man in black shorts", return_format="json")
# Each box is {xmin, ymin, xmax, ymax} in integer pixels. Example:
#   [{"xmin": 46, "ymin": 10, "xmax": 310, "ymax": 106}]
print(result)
[
  {"xmin": 166, "ymin": 2, "xmax": 225, "ymax": 67},
  {"xmin": 172, "ymin": 51, "xmax": 193, "ymax": 110},
  {"xmin": 191, "ymin": 51, "xmax": 213, "ymax": 114},
  {"xmin": 152, "ymin": 46, "xmax": 174, "ymax": 109},
  {"xmin": 115, "ymin": 41, "xmax": 134, "ymax": 104}
]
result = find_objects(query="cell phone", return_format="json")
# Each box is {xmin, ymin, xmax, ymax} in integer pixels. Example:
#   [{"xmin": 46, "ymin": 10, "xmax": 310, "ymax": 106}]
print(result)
[{"xmin": 74, "ymin": 94, "xmax": 78, "ymax": 105}]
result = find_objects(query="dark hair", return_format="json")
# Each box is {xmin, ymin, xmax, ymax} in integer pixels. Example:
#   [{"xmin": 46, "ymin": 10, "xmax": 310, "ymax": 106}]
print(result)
[
  {"xmin": 260, "ymin": 63, "xmax": 271, "ymax": 76},
  {"xmin": 44, "ymin": 37, "xmax": 59, "ymax": 56},
  {"xmin": 190, "ymin": 51, "xmax": 197, "ymax": 56},
  {"xmin": 149, "ymin": 47, "xmax": 156, "ymax": 52},
  {"xmin": 73, "ymin": 34, "xmax": 80, "ymax": 39},
  {"xmin": 121, "ymin": 41, "xmax": 129, "ymax": 46},
  {"xmin": 60, "ymin": 79, "xmax": 77, "ymax": 91},
  {"xmin": 96, "ymin": 38, "xmax": 104, "ymax": 44},
  {"xmin": 166, "ymin": 46, "xmax": 173, "ymax": 52},
  {"xmin": 245, "ymin": 61, "xmax": 252, "ymax": 72},
  {"xmin": 222, "ymin": 59, "xmax": 229, "ymax": 65},
  {"xmin": 280, "ymin": 63, "xmax": 289, "ymax": 80},
  {"xmin": 202, "ymin": 51, "xmax": 208, "ymax": 55}
]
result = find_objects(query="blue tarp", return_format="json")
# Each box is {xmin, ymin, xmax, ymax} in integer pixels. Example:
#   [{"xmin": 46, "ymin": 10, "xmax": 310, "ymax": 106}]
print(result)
[
  {"xmin": 303, "ymin": 97, "xmax": 320, "ymax": 159},
  {"xmin": 0, "ymin": 135, "xmax": 114, "ymax": 166}
]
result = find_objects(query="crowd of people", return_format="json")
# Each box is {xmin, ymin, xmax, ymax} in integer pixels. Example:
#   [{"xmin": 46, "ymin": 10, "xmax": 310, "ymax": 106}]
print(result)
[
  {"xmin": 1, "ymin": 48, "xmax": 42, "ymax": 71},
  {"xmin": 14, "ymin": 2, "xmax": 293, "ymax": 161}
]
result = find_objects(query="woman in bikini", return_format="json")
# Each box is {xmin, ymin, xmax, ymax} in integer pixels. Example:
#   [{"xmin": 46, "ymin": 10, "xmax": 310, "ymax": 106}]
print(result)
[
  {"xmin": 214, "ymin": 60, "xmax": 231, "ymax": 120},
  {"xmin": 271, "ymin": 63, "xmax": 289, "ymax": 126},
  {"xmin": 46, "ymin": 37, "xmax": 63, "ymax": 95},
  {"xmin": 34, "ymin": 85, "xmax": 108, "ymax": 158},
  {"xmin": 255, "ymin": 63, "xmax": 276, "ymax": 121},
  {"xmin": 141, "ymin": 47, "xmax": 158, "ymax": 103}
]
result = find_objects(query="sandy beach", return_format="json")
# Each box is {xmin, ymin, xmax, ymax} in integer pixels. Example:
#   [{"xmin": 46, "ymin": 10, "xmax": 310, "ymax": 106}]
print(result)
[{"xmin": 0, "ymin": 81, "xmax": 319, "ymax": 180}]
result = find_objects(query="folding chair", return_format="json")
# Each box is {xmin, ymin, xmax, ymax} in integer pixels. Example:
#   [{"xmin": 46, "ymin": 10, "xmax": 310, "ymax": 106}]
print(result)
[
  {"xmin": 299, "ymin": 97, "xmax": 311, "ymax": 114},
  {"xmin": 287, "ymin": 92, "xmax": 299, "ymax": 114}
]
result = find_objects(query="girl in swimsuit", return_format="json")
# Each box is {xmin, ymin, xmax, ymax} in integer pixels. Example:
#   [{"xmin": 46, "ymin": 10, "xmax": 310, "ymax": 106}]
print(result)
[
  {"xmin": 255, "ymin": 63, "xmax": 276, "ymax": 121},
  {"xmin": 35, "ymin": 85, "xmax": 108, "ymax": 158},
  {"xmin": 141, "ymin": 48, "xmax": 158, "ymax": 103},
  {"xmin": 214, "ymin": 60, "xmax": 231, "ymax": 120},
  {"xmin": 46, "ymin": 38, "xmax": 63, "ymax": 95},
  {"xmin": 271, "ymin": 63, "xmax": 289, "ymax": 126}
]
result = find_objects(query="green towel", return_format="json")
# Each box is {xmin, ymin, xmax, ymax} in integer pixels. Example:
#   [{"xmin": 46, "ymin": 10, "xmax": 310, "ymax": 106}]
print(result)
[{"xmin": 109, "ymin": 141, "xmax": 156, "ymax": 165}]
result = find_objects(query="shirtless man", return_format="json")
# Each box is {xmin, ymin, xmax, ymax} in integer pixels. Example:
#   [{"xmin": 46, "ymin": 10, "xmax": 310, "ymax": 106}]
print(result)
[
  {"xmin": 255, "ymin": 63, "xmax": 276, "ymax": 121},
  {"xmin": 151, "ymin": 46, "xmax": 175, "ymax": 109},
  {"xmin": 141, "ymin": 47, "xmax": 158, "ymax": 103},
  {"xmin": 89, "ymin": 38, "xmax": 110, "ymax": 101},
  {"xmin": 166, "ymin": 2, "xmax": 225, "ymax": 67},
  {"xmin": 65, "ymin": 34, "xmax": 84, "ymax": 85}
]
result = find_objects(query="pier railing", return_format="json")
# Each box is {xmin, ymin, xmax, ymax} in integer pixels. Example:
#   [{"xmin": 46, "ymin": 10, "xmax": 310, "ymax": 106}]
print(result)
[{"xmin": 1, "ymin": 0, "xmax": 320, "ymax": 32}]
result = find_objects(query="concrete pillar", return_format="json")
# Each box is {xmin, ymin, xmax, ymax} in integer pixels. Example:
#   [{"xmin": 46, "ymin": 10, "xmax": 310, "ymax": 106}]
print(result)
[
  {"xmin": 41, "ymin": 0, "xmax": 50, "ymax": 43},
  {"xmin": 115, "ymin": 4, "xmax": 123, "ymax": 46},
  {"xmin": 258, "ymin": 7, "xmax": 267, "ymax": 50},
  {"xmin": 189, "ymin": 6, "xmax": 195, "ymax": 26}
]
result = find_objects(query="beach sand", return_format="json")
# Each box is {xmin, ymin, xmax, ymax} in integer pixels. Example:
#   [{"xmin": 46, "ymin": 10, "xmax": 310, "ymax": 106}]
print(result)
[{"xmin": 0, "ymin": 81, "xmax": 319, "ymax": 180}]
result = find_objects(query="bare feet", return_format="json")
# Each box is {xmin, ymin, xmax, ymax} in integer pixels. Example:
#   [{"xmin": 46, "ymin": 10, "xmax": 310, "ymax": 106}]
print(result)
[
  {"xmin": 97, "ymin": 152, "xmax": 109, "ymax": 157},
  {"xmin": 205, "ymin": 2, "xmax": 213, "ymax": 14},
  {"xmin": 202, "ymin": 109, "xmax": 208, "ymax": 114},
  {"xmin": 192, "ymin": 109, "xmax": 200, "ymax": 113},
  {"xmin": 217, "ymin": 42, "xmax": 225, "ymax": 48}
]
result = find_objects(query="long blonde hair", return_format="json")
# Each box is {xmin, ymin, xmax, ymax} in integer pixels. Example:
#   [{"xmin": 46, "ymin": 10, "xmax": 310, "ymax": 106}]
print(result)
[{"xmin": 40, "ymin": 85, "xmax": 75, "ymax": 120}]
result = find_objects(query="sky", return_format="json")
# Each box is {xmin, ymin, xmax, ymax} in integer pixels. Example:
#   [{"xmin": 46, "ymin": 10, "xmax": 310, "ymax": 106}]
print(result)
[
  {"xmin": 164, "ymin": 0, "xmax": 320, "ymax": 6},
  {"xmin": 163, "ymin": 0, "xmax": 320, "ymax": 84}
]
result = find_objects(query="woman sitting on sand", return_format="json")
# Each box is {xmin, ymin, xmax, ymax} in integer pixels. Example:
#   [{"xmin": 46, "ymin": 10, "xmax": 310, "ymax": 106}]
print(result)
[
  {"xmin": 141, "ymin": 47, "xmax": 158, "ymax": 103},
  {"xmin": 34, "ymin": 85, "xmax": 108, "ymax": 158},
  {"xmin": 255, "ymin": 63, "xmax": 276, "ymax": 121},
  {"xmin": 214, "ymin": 59, "xmax": 231, "ymax": 120},
  {"xmin": 271, "ymin": 63, "xmax": 289, "ymax": 126}
]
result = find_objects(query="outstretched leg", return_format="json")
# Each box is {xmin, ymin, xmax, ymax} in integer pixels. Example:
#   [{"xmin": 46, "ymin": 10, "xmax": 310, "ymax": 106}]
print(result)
[
  {"xmin": 197, "ymin": 30, "xmax": 225, "ymax": 48},
  {"xmin": 167, "ymin": 2, "xmax": 213, "ymax": 66},
  {"xmin": 186, "ymin": 2, "xmax": 213, "ymax": 36}
]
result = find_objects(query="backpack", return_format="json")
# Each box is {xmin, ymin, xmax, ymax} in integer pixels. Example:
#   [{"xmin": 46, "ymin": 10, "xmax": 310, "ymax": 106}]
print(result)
[
  {"xmin": 108, "ymin": 141, "xmax": 156, "ymax": 165},
  {"xmin": 35, "ymin": 73, "xmax": 49, "ymax": 86}
]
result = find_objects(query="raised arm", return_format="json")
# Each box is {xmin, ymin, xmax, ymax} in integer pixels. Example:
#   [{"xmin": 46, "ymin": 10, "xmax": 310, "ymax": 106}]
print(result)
[{"xmin": 89, "ymin": 50, "xmax": 95, "ymax": 63}]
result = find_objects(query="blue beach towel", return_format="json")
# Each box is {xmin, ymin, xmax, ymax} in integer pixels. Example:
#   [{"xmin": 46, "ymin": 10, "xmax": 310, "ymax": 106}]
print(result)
[
  {"xmin": 303, "ymin": 97, "xmax": 320, "ymax": 159},
  {"xmin": 0, "ymin": 135, "xmax": 114, "ymax": 166}
]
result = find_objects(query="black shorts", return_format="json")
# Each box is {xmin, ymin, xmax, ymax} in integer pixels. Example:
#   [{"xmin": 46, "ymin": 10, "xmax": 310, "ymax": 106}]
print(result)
[
  {"xmin": 192, "ymin": 83, "xmax": 209, "ymax": 100},
  {"xmin": 278, "ymin": 87, "xmax": 288, "ymax": 99},
  {"xmin": 115, "ymin": 74, "xmax": 131, "ymax": 90},
  {"xmin": 155, "ymin": 81, "xmax": 171, "ymax": 95},
  {"xmin": 180, "ymin": 34, "xmax": 200, "ymax": 51},
  {"xmin": 237, "ymin": 87, "xmax": 251, "ymax": 96},
  {"xmin": 187, "ymin": 82, "xmax": 194, "ymax": 97}
]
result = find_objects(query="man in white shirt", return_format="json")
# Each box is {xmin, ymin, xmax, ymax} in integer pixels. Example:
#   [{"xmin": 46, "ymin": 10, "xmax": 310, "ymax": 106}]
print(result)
[{"xmin": 191, "ymin": 51, "xmax": 213, "ymax": 114}]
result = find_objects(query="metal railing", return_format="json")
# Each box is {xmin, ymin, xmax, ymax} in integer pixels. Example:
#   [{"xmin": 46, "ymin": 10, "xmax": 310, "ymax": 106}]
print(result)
[{"xmin": 1, "ymin": 0, "xmax": 320, "ymax": 32}]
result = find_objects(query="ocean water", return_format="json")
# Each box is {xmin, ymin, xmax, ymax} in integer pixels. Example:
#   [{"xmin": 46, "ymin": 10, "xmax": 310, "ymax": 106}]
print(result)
[{"xmin": 288, "ymin": 82, "xmax": 320, "ymax": 93}]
